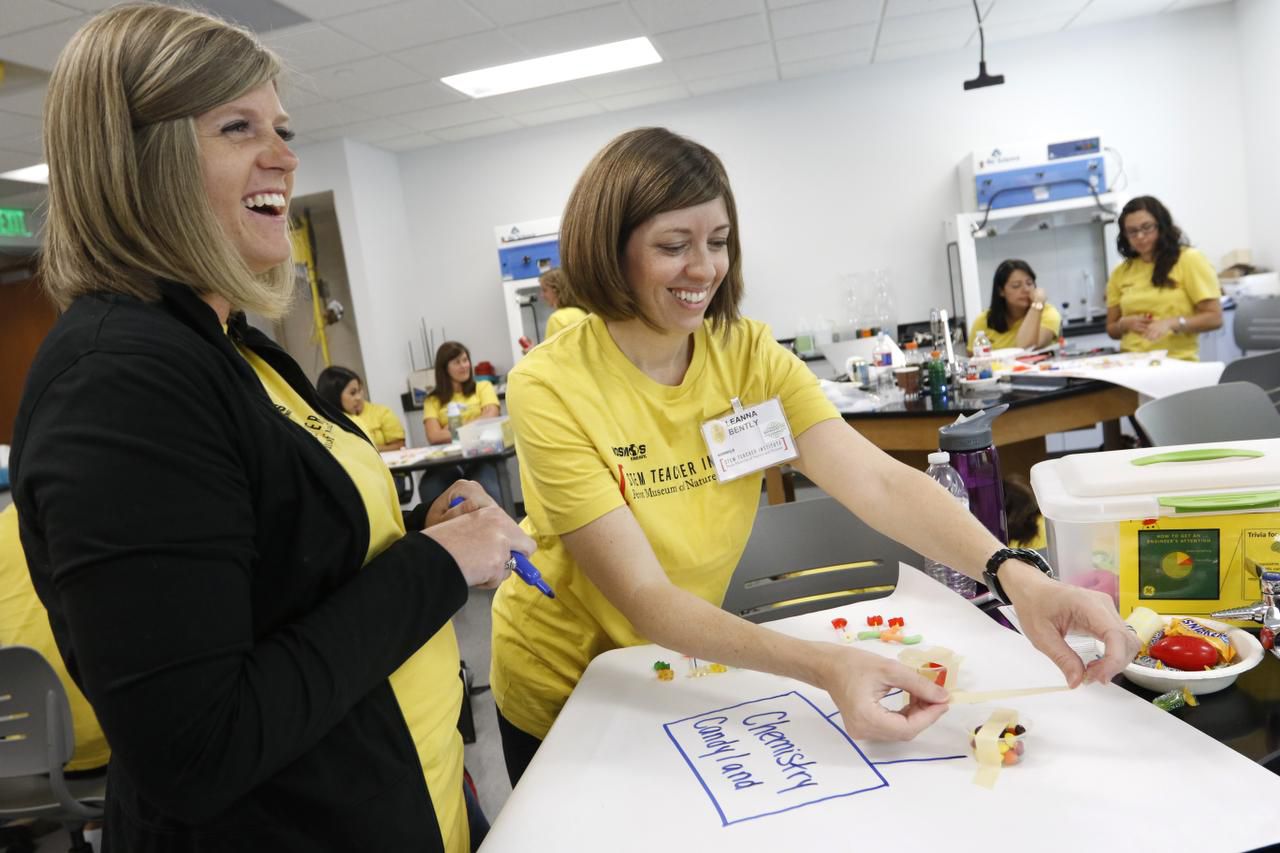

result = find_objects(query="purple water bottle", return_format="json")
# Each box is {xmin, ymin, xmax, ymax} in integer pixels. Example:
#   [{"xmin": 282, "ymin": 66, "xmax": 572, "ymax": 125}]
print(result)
[{"xmin": 938, "ymin": 405, "xmax": 1009, "ymax": 544}]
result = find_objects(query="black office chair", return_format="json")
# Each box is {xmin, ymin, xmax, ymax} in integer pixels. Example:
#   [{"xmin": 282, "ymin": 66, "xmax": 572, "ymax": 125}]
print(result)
[
  {"xmin": 722, "ymin": 496, "xmax": 924, "ymax": 623},
  {"xmin": 0, "ymin": 646, "xmax": 105, "ymax": 853},
  {"xmin": 1220, "ymin": 350, "xmax": 1280, "ymax": 413},
  {"xmin": 1134, "ymin": 381, "xmax": 1280, "ymax": 446}
]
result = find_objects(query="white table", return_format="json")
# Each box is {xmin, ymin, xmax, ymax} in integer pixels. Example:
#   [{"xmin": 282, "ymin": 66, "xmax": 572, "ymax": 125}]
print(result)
[{"xmin": 482, "ymin": 569, "xmax": 1280, "ymax": 852}]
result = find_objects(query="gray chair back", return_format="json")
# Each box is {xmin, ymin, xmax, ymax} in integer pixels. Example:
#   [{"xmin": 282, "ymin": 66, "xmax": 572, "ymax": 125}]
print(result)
[
  {"xmin": 1219, "ymin": 350, "xmax": 1280, "ymax": 412},
  {"xmin": 722, "ymin": 496, "xmax": 922, "ymax": 623},
  {"xmin": 1233, "ymin": 296, "xmax": 1280, "ymax": 353},
  {"xmin": 1134, "ymin": 381, "xmax": 1280, "ymax": 446},
  {"xmin": 0, "ymin": 645, "xmax": 104, "ymax": 824}
]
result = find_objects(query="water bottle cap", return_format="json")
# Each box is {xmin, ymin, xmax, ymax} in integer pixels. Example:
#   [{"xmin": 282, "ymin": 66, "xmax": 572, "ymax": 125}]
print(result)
[
  {"xmin": 927, "ymin": 451, "xmax": 950, "ymax": 465},
  {"xmin": 938, "ymin": 404, "xmax": 1009, "ymax": 451}
]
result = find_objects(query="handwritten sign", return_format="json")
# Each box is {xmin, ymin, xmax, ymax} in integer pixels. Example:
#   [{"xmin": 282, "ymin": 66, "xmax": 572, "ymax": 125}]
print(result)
[{"xmin": 663, "ymin": 691, "xmax": 886, "ymax": 826}]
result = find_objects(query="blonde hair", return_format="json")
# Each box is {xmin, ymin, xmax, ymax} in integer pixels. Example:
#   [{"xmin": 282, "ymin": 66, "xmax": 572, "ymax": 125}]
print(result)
[
  {"xmin": 560, "ymin": 127, "xmax": 743, "ymax": 333},
  {"xmin": 41, "ymin": 2, "xmax": 294, "ymax": 317}
]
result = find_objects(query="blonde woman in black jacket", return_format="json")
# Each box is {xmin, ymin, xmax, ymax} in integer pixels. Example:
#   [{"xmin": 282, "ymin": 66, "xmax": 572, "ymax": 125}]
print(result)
[{"xmin": 11, "ymin": 5, "xmax": 531, "ymax": 851}]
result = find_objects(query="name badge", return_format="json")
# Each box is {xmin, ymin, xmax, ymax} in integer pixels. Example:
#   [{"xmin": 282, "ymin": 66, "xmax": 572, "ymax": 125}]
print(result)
[{"xmin": 700, "ymin": 397, "xmax": 798, "ymax": 483}]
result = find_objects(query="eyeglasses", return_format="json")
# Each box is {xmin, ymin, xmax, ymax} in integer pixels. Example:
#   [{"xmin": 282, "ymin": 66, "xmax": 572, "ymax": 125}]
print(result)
[
  {"xmin": 1004, "ymin": 279, "xmax": 1035, "ymax": 291},
  {"xmin": 1124, "ymin": 222, "xmax": 1157, "ymax": 239}
]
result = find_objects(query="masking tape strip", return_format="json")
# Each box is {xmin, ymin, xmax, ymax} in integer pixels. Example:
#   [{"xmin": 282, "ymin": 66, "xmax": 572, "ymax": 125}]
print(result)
[
  {"xmin": 973, "ymin": 708, "xmax": 1018, "ymax": 789},
  {"xmin": 897, "ymin": 646, "xmax": 962, "ymax": 690},
  {"xmin": 950, "ymin": 685, "xmax": 1070, "ymax": 705}
]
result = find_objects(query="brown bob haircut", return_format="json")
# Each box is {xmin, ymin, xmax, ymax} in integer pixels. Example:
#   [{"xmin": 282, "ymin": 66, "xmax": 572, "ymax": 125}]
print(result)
[{"xmin": 559, "ymin": 127, "xmax": 744, "ymax": 333}]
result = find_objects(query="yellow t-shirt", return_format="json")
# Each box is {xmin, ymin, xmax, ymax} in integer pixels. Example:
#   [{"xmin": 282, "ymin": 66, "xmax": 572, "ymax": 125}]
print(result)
[
  {"xmin": 423, "ymin": 382, "xmax": 499, "ymax": 428},
  {"xmin": 238, "ymin": 347, "xmax": 466, "ymax": 853},
  {"xmin": 1106, "ymin": 247, "xmax": 1221, "ymax": 361},
  {"xmin": 0, "ymin": 505, "xmax": 111, "ymax": 772},
  {"xmin": 544, "ymin": 306, "xmax": 588, "ymax": 339},
  {"xmin": 491, "ymin": 315, "xmax": 841, "ymax": 739},
  {"xmin": 351, "ymin": 401, "xmax": 405, "ymax": 448},
  {"xmin": 970, "ymin": 303, "xmax": 1062, "ymax": 352}
]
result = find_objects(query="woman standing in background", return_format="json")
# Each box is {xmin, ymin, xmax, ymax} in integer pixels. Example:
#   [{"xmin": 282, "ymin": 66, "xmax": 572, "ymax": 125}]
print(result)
[
  {"xmin": 970, "ymin": 259, "xmax": 1061, "ymax": 351},
  {"xmin": 317, "ymin": 365, "xmax": 406, "ymax": 451},
  {"xmin": 1105, "ymin": 196, "xmax": 1222, "ymax": 360}
]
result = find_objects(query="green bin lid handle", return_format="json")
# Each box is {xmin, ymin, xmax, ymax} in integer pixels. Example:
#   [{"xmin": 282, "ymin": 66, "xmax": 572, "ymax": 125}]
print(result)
[
  {"xmin": 1158, "ymin": 491, "xmax": 1280, "ymax": 513},
  {"xmin": 1132, "ymin": 448, "xmax": 1264, "ymax": 467}
]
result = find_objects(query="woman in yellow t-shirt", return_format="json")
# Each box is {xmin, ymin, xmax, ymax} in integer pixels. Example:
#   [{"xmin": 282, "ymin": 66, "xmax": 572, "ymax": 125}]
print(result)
[
  {"xmin": 419, "ymin": 341, "xmax": 503, "ymax": 506},
  {"xmin": 490, "ymin": 127, "xmax": 1139, "ymax": 786},
  {"xmin": 1105, "ymin": 196, "xmax": 1222, "ymax": 361},
  {"xmin": 520, "ymin": 269, "xmax": 588, "ymax": 354},
  {"xmin": 969, "ymin": 259, "xmax": 1061, "ymax": 352},
  {"xmin": 317, "ymin": 365, "xmax": 406, "ymax": 451}
]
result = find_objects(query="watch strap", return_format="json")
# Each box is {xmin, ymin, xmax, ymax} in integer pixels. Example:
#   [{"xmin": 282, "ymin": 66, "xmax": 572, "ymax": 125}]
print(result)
[{"xmin": 983, "ymin": 547, "xmax": 1054, "ymax": 605}]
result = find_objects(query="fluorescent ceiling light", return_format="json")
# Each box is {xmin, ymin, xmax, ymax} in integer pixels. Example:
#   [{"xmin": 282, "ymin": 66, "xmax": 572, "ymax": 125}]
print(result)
[
  {"xmin": 442, "ymin": 37, "xmax": 661, "ymax": 98},
  {"xmin": 0, "ymin": 163, "xmax": 49, "ymax": 184}
]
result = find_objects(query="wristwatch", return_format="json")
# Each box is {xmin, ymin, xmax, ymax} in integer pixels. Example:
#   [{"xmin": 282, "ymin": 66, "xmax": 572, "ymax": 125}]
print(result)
[
  {"xmin": 983, "ymin": 547, "xmax": 1054, "ymax": 605},
  {"xmin": 1030, "ymin": 301, "xmax": 1045, "ymax": 310},
  {"xmin": 1177, "ymin": 316, "xmax": 1188, "ymax": 332}
]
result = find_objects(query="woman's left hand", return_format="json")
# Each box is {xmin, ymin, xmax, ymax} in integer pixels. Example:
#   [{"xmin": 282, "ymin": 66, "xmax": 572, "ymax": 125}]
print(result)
[
  {"xmin": 1142, "ymin": 317, "xmax": 1179, "ymax": 340},
  {"xmin": 424, "ymin": 479, "xmax": 497, "ymax": 528},
  {"xmin": 999, "ymin": 560, "xmax": 1138, "ymax": 687}
]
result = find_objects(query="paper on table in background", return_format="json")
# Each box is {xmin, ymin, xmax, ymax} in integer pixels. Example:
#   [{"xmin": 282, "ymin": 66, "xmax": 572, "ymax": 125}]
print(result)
[
  {"xmin": 998, "ymin": 605, "xmax": 1099, "ymax": 661},
  {"xmin": 818, "ymin": 379, "xmax": 881, "ymax": 413},
  {"xmin": 379, "ymin": 443, "xmax": 462, "ymax": 467},
  {"xmin": 1003, "ymin": 350, "xmax": 1223, "ymax": 399}
]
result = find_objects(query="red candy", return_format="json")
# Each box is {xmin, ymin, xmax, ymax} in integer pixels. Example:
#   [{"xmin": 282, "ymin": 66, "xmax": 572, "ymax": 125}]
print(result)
[
  {"xmin": 867, "ymin": 615, "xmax": 883, "ymax": 627},
  {"xmin": 832, "ymin": 618, "xmax": 848, "ymax": 630},
  {"xmin": 888, "ymin": 617, "xmax": 905, "ymax": 628},
  {"xmin": 1148, "ymin": 635, "xmax": 1220, "ymax": 671}
]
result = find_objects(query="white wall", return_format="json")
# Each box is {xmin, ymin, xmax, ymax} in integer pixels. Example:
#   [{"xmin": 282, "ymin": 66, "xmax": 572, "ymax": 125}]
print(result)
[
  {"xmin": 299, "ymin": 2, "xmax": 1252, "ymax": 384},
  {"xmin": 1236, "ymin": 0, "xmax": 1280, "ymax": 270}
]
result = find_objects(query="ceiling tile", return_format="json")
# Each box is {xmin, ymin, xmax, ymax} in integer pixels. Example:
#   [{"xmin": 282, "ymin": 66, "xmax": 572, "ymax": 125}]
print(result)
[
  {"xmin": 0, "ymin": 132, "xmax": 44, "ymax": 156},
  {"xmin": 398, "ymin": 99, "xmax": 500, "ymax": 131},
  {"xmin": 685, "ymin": 65, "xmax": 778, "ymax": 96},
  {"xmin": 884, "ymin": 0, "xmax": 973, "ymax": 18},
  {"xmin": 0, "ymin": 85, "xmax": 47, "ymax": 118},
  {"xmin": 0, "ymin": 147, "xmax": 40, "ymax": 172},
  {"xmin": 303, "ymin": 56, "xmax": 425, "ymax": 99},
  {"xmin": 48, "ymin": 0, "xmax": 132, "ymax": 10},
  {"xmin": 501, "ymin": 3, "xmax": 641, "ymax": 54},
  {"xmin": 572, "ymin": 62, "xmax": 681, "ymax": 97},
  {"xmin": 393, "ymin": 30, "xmax": 527, "ymax": 78},
  {"xmin": 0, "ymin": 111, "xmax": 42, "ymax": 141},
  {"xmin": 874, "ymin": 33, "xmax": 968, "ymax": 61},
  {"xmin": 1070, "ymin": 0, "xmax": 1173, "ymax": 27},
  {"xmin": 0, "ymin": 0, "xmax": 81, "ymax": 38},
  {"xmin": 337, "ymin": 80, "xmax": 464, "ymax": 117},
  {"xmin": 672, "ymin": 43, "xmax": 776, "ymax": 81},
  {"xmin": 878, "ymin": 7, "xmax": 976, "ymax": 44},
  {"xmin": 376, "ymin": 132, "xmax": 441, "ymax": 150},
  {"xmin": 433, "ymin": 116, "xmax": 521, "ymax": 140},
  {"xmin": 774, "ymin": 22, "xmax": 875, "ymax": 63},
  {"xmin": 515, "ymin": 100, "xmax": 603, "ymax": 126},
  {"xmin": 479, "ymin": 82, "xmax": 588, "ymax": 116},
  {"xmin": 285, "ymin": 100, "xmax": 378, "ymax": 132},
  {"xmin": 325, "ymin": 117, "xmax": 420, "ymax": 143},
  {"xmin": 278, "ymin": 79, "xmax": 329, "ymax": 109},
  {"xmin": 1165, "ymin": 0, "xmax": 1232, "ymax": 8},
  {"xmin": 263, "ymin": 24, "xmax": 377, "ymax": 72},
  {"xmin": 0, "ymin": 16, "xmax": 89, "ymax": 71},
  {"xmin": 979, "ymin": 14, "xmax": 1074, "ymax": 44},
  {"xmin": 274, "ymin": 0, "xmax": 404, "ymax": 19},
  {"xmin": 466, "ymin": 0, "xmax": 617, "ymax": 26},
  {"xmin": 649, "ymin": 13, "xmax": 769, "ymax": 61},
  {"xmin": 769, "ymin": 0, "xmax": 880, "ymax": 40},
  {"xmin": 780, "ymin": 48, "xmax": 869, "ymax": 78},
  {"xmin": 630, "ymin": 0, "xmax": 763, "ymax": 33},
  {"xmin": 326, "ymin": 0, "xmax": 493, "ymax": 53},
  {"xmin": 598, "ymin": 82, "xmax": 689, "ymax": 111},
  {"xmin": 767, "ymin": 0, "xmax": 827, "ymax": 8},
  {"xmin": 980, "ymin": 0, "xmax": 1085, "ymax": 26}
]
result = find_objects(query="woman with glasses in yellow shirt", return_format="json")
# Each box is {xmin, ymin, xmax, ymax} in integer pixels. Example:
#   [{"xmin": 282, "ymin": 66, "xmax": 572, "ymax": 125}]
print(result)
[{"xmin": 1105, "ymin": 196, "xmax": 1222, "ymax": 361}]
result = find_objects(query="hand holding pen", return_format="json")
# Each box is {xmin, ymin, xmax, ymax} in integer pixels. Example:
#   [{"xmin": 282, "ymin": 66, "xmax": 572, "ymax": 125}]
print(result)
[
  {"xmin": 419, "ymin": 490, "xmax": 535, "ymax": 590},
  {"xmin": 449, "ymin": 495, "xmax": 555, "ymax": 598}
]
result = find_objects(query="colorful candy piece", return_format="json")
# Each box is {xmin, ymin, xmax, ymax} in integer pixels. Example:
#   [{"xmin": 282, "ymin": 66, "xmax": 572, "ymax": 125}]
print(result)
[
  {"xmin": 657, "ymin": 669, "xmax": 674, "ymax": 681},
  {"xmin": 888, "ymin": 617, "xmax": 905, "ymax": 628},
  {"xmin": 1152, "ymin": 686, "xmax": 1199, "ymax": 712},
  {"xmin": 970, "ymin": 723, "xmax": 1028, "ymax": 767},
  {"xmin": 1148, "ymin": 635, "xmax": 1220, "ymax": 671},
  {"xmin": 867, "ymin": 615, "xmax": 884, "ymax": 627},
  {"xmin": 832, "ymin": 617, "xmax": 848, "ymax": 630},
  {"xmin": 857, "ymin": 630, "xmax": 882, "ymax": 640},
  {"xmin": 652, "ymin": 661, "xmax": 671, "ymax": 671}
]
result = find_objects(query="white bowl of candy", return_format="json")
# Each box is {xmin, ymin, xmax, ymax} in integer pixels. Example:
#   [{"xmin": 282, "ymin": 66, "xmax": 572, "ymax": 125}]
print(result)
[{"xmin": 1120, "ymin": 615, "xmax": 1264, "ymax": 695}]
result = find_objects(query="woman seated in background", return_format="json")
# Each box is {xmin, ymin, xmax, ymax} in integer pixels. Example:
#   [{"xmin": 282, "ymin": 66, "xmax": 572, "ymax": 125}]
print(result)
[
  {"xmin": 1106, "ymin": 195, "xmax": 1222, "ymax": 361},
  {"xmin": 419, "ymin": 341, "xmax": 503, "ymax": 505},
  {"xmin": 970, "ymin": 259, "xmax": 1060, "ymax": 351},
  {"xmin": 317, "ymin": 365, "xmax": 405, "ymax": 451}
]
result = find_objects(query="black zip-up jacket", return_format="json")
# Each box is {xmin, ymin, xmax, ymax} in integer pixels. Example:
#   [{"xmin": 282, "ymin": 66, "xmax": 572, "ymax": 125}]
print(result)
[{"xmin": 11, "ymin": 283, "xmax": 466, "ymax": 852}]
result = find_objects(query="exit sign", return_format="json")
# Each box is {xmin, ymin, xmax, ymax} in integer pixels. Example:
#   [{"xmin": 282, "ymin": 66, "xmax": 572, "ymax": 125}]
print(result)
[{"xmin": 0, "ymin": 208, "xmax": 29, "ymax": 237}]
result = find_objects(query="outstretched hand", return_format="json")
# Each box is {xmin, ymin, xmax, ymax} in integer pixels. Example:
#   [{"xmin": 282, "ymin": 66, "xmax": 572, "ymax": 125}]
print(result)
[{"xmin": 1000, "ymin": 560, "xmax": 1139, "ymax": 687}]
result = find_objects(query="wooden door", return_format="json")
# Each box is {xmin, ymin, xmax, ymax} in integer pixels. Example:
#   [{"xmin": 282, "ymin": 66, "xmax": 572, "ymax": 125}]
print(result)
[{"xmin": 1, "ymin": 275, "xmax": 57, "ymax": 444}]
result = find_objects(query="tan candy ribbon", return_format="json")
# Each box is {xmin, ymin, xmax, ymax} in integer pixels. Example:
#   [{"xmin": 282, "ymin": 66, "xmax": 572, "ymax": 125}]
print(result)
[{"xmin": 972, "ymin": 708, "xmax": 1018, "ymax": 789}]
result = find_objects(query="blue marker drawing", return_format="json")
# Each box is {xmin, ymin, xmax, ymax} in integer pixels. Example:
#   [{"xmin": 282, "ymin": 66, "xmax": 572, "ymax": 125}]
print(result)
[{"xmin": 449, "ymin": 495, "xmax": 554, "ymax": 598}]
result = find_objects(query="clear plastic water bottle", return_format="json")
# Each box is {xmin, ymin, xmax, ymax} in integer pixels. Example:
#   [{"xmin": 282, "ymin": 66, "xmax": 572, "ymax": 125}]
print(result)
[
  {"xmin": 446, "ymin": 401, "xmax": 463, "ymax": 442},
  {"xmin": 923, "ymin": 451, "xmax": 977, "ymax": 598}
]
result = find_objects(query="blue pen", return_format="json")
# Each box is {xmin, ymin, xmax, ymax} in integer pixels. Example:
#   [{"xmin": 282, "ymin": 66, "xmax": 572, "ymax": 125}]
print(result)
[{"xmin": 449, "ymin": 496, "xmax": 555, "ymax": 598}]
